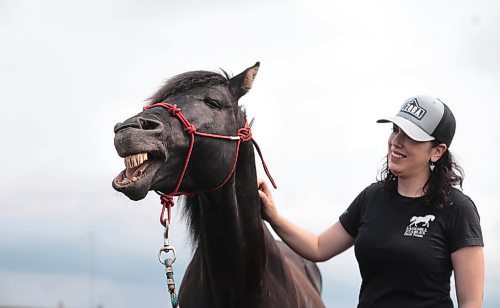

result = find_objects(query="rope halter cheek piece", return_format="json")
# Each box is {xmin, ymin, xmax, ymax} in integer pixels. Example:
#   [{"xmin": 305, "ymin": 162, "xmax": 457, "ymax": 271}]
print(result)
[{"xmin": 143, "ymin": 102, "xmax": 277, "ymax": 227}]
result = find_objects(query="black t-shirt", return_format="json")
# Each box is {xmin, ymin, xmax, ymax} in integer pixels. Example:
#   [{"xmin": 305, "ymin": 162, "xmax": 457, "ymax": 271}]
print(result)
[{"xmin": 339, "ymin": 182, "xmax": 483, "ymax": 308}]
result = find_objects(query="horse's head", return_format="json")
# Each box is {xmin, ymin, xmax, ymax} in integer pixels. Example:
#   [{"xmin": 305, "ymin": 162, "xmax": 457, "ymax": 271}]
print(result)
[{"xmin": 112, "ymin": 63, "xmax": 260, "ymax": 201}]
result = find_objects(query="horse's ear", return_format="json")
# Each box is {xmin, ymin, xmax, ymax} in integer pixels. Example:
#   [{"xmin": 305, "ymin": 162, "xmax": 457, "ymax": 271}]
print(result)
[{"xmin": 229, "ymin": 62, "xmax": 260, "ymax": 99}]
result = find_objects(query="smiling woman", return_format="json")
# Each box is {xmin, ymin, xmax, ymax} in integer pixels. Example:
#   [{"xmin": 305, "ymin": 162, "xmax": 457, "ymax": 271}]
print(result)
[
  {"xmin": 259, "ymin": 95, "xmax": 484, "ymax": 308},
  {"xmin": 378, "ymin": 96, "xmax": 464, "ymax": 207}
]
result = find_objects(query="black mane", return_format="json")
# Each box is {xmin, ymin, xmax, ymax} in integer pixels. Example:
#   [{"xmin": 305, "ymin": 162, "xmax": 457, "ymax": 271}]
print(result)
[
  {"xmin": 181, "ymin": 195, "xmax": 203, "ymax": 245},
  {"xmin": 148, "ymin": 70, "xmax": 229, "ymax": 104}
]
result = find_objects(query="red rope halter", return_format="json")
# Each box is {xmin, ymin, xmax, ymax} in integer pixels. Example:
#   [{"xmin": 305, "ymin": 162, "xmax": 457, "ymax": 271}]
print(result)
[{"xmin": 143, "ymin": 102, "xmax": 277, "ymax": 226}]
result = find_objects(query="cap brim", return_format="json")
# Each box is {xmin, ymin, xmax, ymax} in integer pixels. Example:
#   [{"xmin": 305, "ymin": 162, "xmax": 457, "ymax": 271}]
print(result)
[{"xmin": 377, "ymin": 116, "xmax": 435, "ymax": 142}]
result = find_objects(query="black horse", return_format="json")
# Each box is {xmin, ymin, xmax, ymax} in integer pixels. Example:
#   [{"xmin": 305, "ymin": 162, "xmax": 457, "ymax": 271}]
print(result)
[{"xmin": 112, "ymin": 63, "xmax": 325, "ymax": 307}]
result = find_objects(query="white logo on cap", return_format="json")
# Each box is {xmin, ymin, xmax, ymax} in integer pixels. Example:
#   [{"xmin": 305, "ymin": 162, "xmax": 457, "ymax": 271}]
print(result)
[{"xmin": 401, "ymin": 98, "xmax": 427, "ymax": 120}]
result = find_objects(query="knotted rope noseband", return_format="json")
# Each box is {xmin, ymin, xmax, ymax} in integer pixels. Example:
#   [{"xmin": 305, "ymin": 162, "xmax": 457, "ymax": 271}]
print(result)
[{"xmin": 143, "ymin": 102, "xmax": 277, "ymax": 226}]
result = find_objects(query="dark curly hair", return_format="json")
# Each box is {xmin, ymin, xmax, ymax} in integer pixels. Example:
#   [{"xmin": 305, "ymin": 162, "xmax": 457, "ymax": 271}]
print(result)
[{"xmin": 378, "ymin": 140, "xmax": 465, "ymax": 208}]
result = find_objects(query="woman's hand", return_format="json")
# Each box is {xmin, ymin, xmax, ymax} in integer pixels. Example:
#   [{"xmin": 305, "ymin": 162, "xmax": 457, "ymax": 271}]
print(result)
[
  {"xmin": 257, "ymin": 179, "xmax": 354, "ymax": 262},
  {"xmin": 258, "ymin": 178, "xmax": 278, "ymax": 223}
]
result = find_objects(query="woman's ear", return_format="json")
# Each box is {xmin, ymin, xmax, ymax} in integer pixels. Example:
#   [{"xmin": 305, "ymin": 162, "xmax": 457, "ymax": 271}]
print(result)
[{"xmin": 431, "ymin": 143, "xmax": 448, "ymax": 163}]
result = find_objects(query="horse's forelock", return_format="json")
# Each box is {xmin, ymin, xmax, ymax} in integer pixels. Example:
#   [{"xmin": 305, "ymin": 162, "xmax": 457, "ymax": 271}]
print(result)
[{"xmin": 147, "ymin": 71, "xmax": 229, "ymax": 104}]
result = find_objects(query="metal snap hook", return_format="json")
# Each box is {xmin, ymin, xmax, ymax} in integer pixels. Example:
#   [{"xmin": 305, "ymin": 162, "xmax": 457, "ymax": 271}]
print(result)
[{"xmin": 158, "ymin": 245, "xmax": 177, "ymax": 265}]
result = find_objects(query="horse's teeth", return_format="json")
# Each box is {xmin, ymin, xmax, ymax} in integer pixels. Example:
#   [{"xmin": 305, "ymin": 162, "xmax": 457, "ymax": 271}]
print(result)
[{"xmin": 123, "ymin": 152, "xmax": 149, "ymax": 169}]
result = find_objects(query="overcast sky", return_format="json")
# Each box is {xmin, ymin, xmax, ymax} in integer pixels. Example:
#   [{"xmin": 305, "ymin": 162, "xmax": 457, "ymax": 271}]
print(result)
[{"xmin": 1, "ymin": 0, "xmax": 500, "ymax": 307}]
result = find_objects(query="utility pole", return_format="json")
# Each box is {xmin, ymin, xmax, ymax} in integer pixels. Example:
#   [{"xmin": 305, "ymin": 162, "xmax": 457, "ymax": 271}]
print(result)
[{"xmin": 88, "ymin": 231, "xmax": 95, "ymax": 308}]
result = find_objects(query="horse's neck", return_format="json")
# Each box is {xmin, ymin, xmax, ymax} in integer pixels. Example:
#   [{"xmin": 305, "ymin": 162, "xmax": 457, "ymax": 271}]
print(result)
[{"xmin": 196, "ymin": 140, "xmax": 266, "ymax": 290}]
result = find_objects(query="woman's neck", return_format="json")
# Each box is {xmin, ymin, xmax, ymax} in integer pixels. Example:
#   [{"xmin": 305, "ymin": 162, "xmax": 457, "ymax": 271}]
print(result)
[{"xmin": 397, "ymin": 171, "xmax": 430, "ymax": 198}]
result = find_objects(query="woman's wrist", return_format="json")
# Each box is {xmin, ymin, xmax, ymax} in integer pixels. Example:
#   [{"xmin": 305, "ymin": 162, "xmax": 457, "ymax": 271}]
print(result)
[{"xmin": 268, "ymin": 212, "xmax": 285, "ymax": 230}]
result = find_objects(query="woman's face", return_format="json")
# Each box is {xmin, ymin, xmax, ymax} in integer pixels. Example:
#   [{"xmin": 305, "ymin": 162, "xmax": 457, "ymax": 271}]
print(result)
[{"xmin": 387, "ymin": 125, "xmax": 445, "ymax": 179}]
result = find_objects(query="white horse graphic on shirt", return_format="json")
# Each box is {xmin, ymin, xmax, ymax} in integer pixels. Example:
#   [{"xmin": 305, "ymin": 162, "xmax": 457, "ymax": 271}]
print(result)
[{"xmin": 409, "ymin": 215, "xmax": 435, "ymax": 228}]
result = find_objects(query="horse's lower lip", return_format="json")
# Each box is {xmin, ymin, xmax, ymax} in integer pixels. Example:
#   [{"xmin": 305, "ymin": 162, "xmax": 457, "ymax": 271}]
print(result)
[
  {"xmin": 113, "ymin": 160, "xmax": 152, "ymax": 188},
  {"xmin": 112, "ymin": 160, "xmax": 162, "ymax": 201}
]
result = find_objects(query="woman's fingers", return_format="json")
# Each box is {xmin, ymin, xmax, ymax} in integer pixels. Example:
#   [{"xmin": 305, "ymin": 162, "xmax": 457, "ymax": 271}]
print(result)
[{"xmin": 258, "ymin": 179, "xmax": 271, "ymax": 196}]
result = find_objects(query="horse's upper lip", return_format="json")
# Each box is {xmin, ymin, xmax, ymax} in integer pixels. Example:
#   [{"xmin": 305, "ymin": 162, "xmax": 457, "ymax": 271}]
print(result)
[{"xmin": 114, "ymin": 125, "xmax": 167, "ymax": 159}]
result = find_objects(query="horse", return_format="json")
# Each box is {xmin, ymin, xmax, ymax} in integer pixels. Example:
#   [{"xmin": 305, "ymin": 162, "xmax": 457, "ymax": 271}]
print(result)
[
  {"xmin": 112, "ymin": 62, "xmax": 325, "ymax": 307},
  {"xmin": 409, "ymin": 215, "xmax": 436, "ymax": 228}
]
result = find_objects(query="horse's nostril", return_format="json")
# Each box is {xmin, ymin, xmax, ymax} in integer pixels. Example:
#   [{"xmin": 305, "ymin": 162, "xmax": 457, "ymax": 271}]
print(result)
[
  {"xmin": 114, "ymin": 117, "xmax": 163, "ymax": 133},
  {"xmin": 114, "ymin": 122, "xmax": 126, "ymax": 133},
  {"xmin": 139, "ymin": 118, "xmax": 161, "ymax": 130}
]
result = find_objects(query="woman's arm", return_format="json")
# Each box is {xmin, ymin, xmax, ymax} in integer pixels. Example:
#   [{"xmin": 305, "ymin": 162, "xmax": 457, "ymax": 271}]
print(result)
[
  {"xmin": 452, "ymin": 246, "xmax": 484, "ymax": 308},
  {"xmin": 258, "ymin": 179, "xmax": 354, "ymax": 262}
]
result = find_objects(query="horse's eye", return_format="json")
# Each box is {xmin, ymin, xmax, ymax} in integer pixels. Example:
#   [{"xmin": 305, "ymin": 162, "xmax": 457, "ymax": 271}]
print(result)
[{"xmin": 204, "ymin": 97, "xmax": 222, "ymax": 109}]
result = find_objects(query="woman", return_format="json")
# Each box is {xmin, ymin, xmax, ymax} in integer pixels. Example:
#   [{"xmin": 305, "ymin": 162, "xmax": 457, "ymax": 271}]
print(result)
[{"xmin": 258, "ymin": 95, "xmax": 484, "ymax": 308}]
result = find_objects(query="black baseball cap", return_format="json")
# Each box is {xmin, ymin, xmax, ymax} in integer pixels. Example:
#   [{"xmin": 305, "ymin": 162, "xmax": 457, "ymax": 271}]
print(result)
[{"xmin": 377, "ymin": 95, "xmax": 456, "ymax": 147}]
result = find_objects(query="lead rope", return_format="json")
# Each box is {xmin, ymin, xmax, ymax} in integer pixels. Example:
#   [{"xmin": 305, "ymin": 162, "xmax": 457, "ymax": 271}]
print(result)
[
  {"xmin": 158, "ymin": 219, "xmax": 179, "ymax": 308},
  {"xmin": 145, "ymin": 102, "xmax": 276, "ymax": 307}
]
